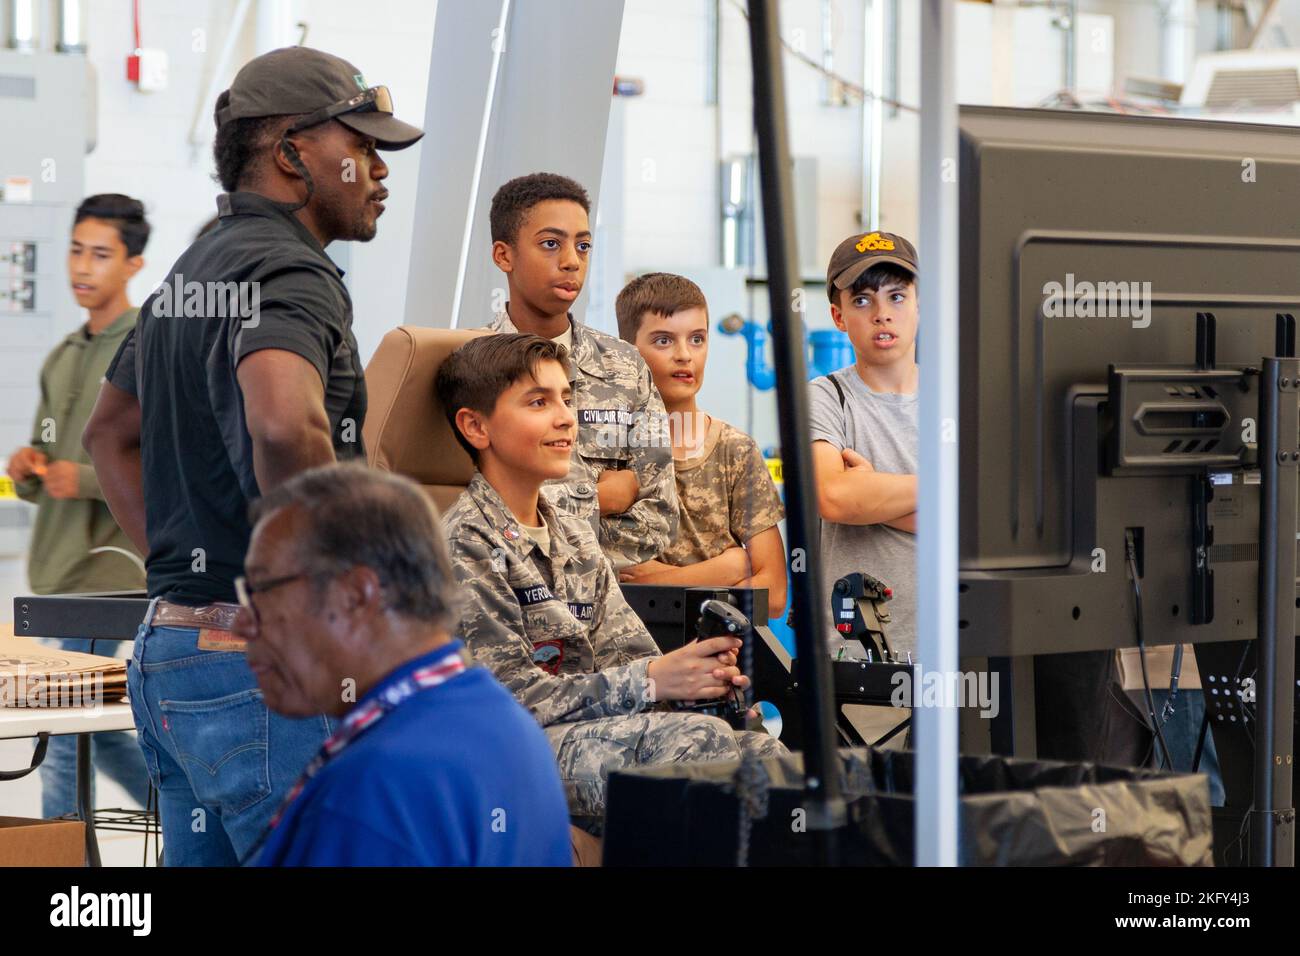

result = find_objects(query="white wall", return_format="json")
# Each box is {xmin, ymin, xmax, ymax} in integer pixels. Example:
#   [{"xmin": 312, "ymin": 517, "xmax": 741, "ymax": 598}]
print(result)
[
  {"xmin": 617, "ymin": 0, "xmax": 870, "ymax": 284},
  {"xmin": 614, "ymin": 0, "xmax": 1186, "ymax": 269},
  {"xmin": 83, "ymin": 0, "xmax": 239, "ymax": 307},
  {"xmin": 75, "ymin": 0, "xmax": 1180, "ymax": 368},
  {"xmin": 609, "ymin": 0, "xmax": 1188, "ymax": 447},
  {"xmin": 286, "ymin": 0, "xmax": 437, "ymax": 361},
  {"xmin": 80, "ymin": 0, "xmax": 436, "ymax": 363}
]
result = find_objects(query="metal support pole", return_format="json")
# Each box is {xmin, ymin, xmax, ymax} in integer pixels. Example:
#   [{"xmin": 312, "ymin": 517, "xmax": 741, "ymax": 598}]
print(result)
[
  {"xmin": 1251, "ymin": 357, "xmax": 1297, "ymax": 867},
  {"xmin": 861, "ymin": 0, "xmax": 884, "ymax": 229},
  {"xmin": 1063, "ymin": 0, "xmax": 1078, "ymax": 94},
  {"xmin": 746, "ymin": 0, "xmax": 844, "ymax": 861},
  {"xmin": 77, "ymin": 733, "xmax": 101, "ymax": 867},
  {"xmin": 917, "ymin": 0, "xmax": 960, "ymax": 868}
]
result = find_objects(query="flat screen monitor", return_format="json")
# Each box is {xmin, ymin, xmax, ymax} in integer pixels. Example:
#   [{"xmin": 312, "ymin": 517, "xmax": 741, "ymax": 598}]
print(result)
[{"xmin": 956, "ymin": 106, "xmax": 1300, "ymax": 659}]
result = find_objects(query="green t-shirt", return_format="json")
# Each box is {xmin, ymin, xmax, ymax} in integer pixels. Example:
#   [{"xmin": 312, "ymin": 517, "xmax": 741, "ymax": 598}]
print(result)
[{"xmin": 15, "ymin": 308, "xmax": 145, "ymax": 594}]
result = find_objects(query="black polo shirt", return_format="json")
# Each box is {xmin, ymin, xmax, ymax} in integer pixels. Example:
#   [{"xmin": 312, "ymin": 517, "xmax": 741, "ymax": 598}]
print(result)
[{"xmin": 106, "ymin": 191, "xmax": 366, "ymax": 606}]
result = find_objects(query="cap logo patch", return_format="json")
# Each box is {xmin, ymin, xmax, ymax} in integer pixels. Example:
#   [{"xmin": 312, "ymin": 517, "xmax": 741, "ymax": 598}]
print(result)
[
  {"xmin": 353, "ymin": 73, "xmax": 368, "ymax": 90},
  {"xmin": 856, "ymin": 232, "xmax": 895, "ymax": 253}
]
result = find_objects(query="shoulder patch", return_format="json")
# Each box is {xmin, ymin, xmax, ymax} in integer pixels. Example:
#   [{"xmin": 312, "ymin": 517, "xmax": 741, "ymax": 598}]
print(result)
[{"xmin": 531, "ymin": 639, "xmax": 564, "ymax": 674}]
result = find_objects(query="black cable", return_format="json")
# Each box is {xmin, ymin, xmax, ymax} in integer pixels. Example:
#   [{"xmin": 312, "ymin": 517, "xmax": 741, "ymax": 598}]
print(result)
[
  {"xmin": 1124, "ymin": 529, "xmax": 1173, "ymax": 770},
  {"xmin": 1163, "ymin": 643, "xmax": 1184, "ymax": 723},
  {"xmin": 1225, "ymin": 801, "xmax": 1253, "ymax": 866},
  {"xmin": 1191, "ymin": 705, "xmax": 1209, "ymax": 774},
  {"xmin": 273, "ymin": 134, "xmax": 315, "ymax": 213}
]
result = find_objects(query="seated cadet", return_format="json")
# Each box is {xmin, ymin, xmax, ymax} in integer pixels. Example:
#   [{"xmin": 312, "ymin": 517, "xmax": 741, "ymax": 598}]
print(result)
[
  {"xmin": 436, "ymin": 333, "xmax": 787, "ymax": 826},
  {"xmin": 233, "ymin": 463, "xmax": 573, "ymax": 866},
  {"xmin": 614, "ymin": 272, "xmax": 788, "ymax": 615},
  {"xmin": 485, "ymin": 172, "xmax": 678, "ymax": 572}
]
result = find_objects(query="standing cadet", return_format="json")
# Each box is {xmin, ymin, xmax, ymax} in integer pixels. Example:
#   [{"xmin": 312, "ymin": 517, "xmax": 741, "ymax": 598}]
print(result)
[
  {"xmin": 83, "ymin": 47, "xmax": 423, "ymax": 865},
  {"xmin": 436, "ymin": 334, "xmax": 786, "ymax": 827},
  {"xmin": 485, "ymin": 173, "xmax": 678, "ymax": 571}
]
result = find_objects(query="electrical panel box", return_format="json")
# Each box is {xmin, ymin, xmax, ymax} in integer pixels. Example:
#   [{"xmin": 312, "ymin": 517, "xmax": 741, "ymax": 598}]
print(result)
[
  {"xmin": 0, "ymin": 51, "xmax": 87, "ymax": 449},
  {"xmin": 0, "ymin": 50, "xmax": 88, "ymax": 558}
]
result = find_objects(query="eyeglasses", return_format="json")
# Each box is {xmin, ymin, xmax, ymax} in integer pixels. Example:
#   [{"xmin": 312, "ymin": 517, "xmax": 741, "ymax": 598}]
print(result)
[
  {"xmin": 234, "ymin": 571, "xmax": 312, "ymax": 626},
  {"xmin": 287, "ymin": 85, "xmax": 394, "ymax": 137}
]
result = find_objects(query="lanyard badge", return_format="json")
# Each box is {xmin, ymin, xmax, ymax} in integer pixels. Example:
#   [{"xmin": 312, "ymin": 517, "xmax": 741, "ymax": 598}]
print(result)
[{"xmin": 245, "ymin": 649, "xmax": 472, "ymax": 861}]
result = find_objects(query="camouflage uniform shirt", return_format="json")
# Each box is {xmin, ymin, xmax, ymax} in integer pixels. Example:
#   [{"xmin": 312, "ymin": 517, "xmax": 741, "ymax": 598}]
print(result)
[
  {"xmin": 486, "ymin": 310, "xmax": 678, "ymax": 570},
  {"xmin": 662, "ymin": 417, "xmax": 785, "ymax": 566},
  {"xmin": 444, "ymin": 471, "xmax": 662, "ymax": 727}
]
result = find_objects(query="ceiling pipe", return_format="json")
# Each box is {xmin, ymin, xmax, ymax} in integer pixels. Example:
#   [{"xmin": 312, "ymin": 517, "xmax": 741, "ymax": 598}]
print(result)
[
  {"xmin": 56, "ymin": 0, "xmax": 87, "ymax": 53},
  {"xmin": 7, "ymin": 0, "xmax": 39, "ymax": 52},
  {"xmin": 1162, "ymin": 0, "xmax": 1200, "ymax": 84}
]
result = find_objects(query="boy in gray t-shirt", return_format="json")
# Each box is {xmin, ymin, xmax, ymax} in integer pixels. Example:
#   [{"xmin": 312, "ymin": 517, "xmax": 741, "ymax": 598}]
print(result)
[{"xmin": 809, "ymin": 231, "xmax": 920, "ymax": 658}]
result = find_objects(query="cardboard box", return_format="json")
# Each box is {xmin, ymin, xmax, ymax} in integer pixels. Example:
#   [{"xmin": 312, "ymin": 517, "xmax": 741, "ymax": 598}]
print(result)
[
  {"xmin": 0, "ymin": 635, "xmax": 128, "ymax": 707},
  {"xmin": 0, "ymin": 816, "xmax": 84, "ymax": 866}
]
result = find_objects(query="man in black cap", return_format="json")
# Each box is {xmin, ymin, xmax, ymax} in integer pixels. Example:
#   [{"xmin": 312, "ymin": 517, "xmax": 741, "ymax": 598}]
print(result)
[{"xmin": 83, "ymin": 46, "xmax": 422, "ymax": 866}]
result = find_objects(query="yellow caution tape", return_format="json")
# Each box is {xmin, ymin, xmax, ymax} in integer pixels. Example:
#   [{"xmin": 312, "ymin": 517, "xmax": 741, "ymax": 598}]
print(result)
[
  {"xmin": 765, "ymin": 457, "xmax": 783, "ymax": 484},
  {"xmin": 0, "ymin": 476, "xmax": 16, "ymax": 499}
]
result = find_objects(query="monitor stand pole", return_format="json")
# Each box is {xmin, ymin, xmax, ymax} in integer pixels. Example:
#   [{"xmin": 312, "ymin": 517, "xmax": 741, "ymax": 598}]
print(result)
[{"xmin": 1252, "ymin": 354, "xmax": 1297, "ymax": 867}]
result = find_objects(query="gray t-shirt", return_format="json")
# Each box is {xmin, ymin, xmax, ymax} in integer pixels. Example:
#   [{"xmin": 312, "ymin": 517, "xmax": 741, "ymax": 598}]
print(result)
[{"xmin": 808, "ymin": 367, "xmax": 918, "ymax": 656}]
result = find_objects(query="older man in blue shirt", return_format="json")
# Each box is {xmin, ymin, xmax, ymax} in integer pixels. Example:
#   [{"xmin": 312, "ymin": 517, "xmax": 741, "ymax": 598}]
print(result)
[{"xmin": 233, "ymin": 463, "xmax": 572, "ymax": 867}]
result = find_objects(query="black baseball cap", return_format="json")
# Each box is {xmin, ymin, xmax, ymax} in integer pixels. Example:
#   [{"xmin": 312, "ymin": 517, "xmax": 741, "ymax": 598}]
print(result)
[
  {"xmin": 826, "ymin": 231, "xmax": 917, "ymax": 300},
  {"xmin": 214, "ymin": 47, "xmax": 423, "ymax": 150}
]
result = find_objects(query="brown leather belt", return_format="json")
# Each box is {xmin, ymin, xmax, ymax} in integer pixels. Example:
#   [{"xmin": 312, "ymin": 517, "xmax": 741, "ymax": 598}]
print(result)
[{"xmin": 153, "ymin": 600, "xmax": 241, "ymax": 632}]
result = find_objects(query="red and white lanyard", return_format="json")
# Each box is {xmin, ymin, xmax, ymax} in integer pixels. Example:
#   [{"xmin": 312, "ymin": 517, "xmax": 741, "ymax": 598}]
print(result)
[{"xmin": 265, "ymin": 650, "xmax": 471, "ymax": 834}]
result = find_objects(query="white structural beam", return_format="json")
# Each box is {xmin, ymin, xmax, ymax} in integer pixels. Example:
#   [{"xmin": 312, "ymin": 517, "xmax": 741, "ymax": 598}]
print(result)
[
  {"xmin": 404, "ymin": 0, "xmax": 626, "ymax": 330},
  {"xmin": 916, "ymin": 0, "xmax": 960, "ymax": 868}
]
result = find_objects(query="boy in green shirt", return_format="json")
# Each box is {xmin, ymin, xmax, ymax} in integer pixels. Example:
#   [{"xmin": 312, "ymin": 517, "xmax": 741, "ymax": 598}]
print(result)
[{"xmin": 6, "ymin": 194, "xmax": 152, "ymax": 817}]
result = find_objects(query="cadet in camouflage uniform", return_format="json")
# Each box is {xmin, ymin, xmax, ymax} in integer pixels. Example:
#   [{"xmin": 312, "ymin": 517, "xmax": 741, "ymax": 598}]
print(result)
[
  {"xmin": 660, "ymin": 418, "xmax": 785, "ymax": 568},
  {"xmin": 437, "ymin": 334, "xmax": 787, "ymax": 823},
  {"xmin": 483, "ymin": 173, "xmax": 677, "ymax": 572},
  {"xmin": 487, "ymin": 309, "xmax": 677, "ymax": 571},
  {"xmin": 445, "ymin": 473, "xmax": 787, "ymax": 820},
  {"xmin": 614, "ymin": 273, "xmax": 789, "ymax": 614}
]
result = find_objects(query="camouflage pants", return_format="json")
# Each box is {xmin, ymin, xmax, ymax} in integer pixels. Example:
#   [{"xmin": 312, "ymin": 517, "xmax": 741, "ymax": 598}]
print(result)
[{"xmin": 545, "ymin": 711, "xmax": 788, "ymax": 822}]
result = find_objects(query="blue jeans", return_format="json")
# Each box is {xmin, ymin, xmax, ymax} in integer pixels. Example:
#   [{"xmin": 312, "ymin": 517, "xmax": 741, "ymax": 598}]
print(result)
[
  {"xmin": 37, "ymin": 637, "xmax": 151, "ymax": 819},
  {"xmin": 127, "ymin": 600, "xmax": 333, "ymax": 866},
  {"xmin": 1151, "ymin": 688, "xmax": 1225, "ymax": 807}
]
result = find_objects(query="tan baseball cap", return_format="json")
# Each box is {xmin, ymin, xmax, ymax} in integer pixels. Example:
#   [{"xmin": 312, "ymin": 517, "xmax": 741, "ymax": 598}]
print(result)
[{"xmin": 826, "ymin": 231, "xmax": 917, "ymax": 300}]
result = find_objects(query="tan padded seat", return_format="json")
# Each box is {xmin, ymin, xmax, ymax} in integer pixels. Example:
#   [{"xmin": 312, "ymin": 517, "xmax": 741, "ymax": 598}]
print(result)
[{"xmin": 361, "ymin": 325, "xmax": 490, "ymax": 511}]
